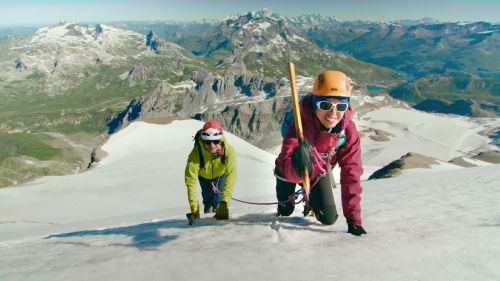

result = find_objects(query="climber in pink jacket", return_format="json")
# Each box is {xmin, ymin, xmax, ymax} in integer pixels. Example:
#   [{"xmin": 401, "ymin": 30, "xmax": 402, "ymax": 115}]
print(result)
[{"xmin": 275, "ymin": 70, "xmax": 366, "ymax": 236}]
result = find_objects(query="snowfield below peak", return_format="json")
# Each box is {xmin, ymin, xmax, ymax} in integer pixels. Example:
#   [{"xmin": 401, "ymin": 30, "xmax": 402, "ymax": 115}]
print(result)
[{"xmin": 0, "ymin": 120, "xmax": 499, "ymax": 281}]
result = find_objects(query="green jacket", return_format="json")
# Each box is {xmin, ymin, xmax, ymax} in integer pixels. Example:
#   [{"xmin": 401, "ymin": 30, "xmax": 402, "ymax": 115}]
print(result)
[{"xmin": 184, "ymin": 135, "xmax": 237, "ymax": 213}]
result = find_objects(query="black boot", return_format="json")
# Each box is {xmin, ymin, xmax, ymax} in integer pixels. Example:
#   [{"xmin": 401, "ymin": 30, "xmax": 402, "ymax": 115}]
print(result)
[
  {"xmin": 276, "ymin": 202, "xmax": 294, "ymax": 217},
  {"xmin": 204, "ymin": 205, "xmax": 212, "ymax": 214},
  {"xmin": 303, "ymin": 203, "xmax": 314, "ymax": 217}
]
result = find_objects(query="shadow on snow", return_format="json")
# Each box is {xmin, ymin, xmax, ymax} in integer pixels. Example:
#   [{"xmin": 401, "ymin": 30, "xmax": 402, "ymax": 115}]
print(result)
[{"xmin": 44, "ymin": 213, "xmax": 339, "ymax": 250}]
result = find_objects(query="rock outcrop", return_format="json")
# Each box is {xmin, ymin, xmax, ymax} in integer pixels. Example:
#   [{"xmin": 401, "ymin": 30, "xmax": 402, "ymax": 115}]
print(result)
[
  {"xmin": 368, "ymin": 152, "xmax": 440, "ymax": 180},
  {"xmin": 472, "ymin": 150, "xmax": 500, "ymax": 163},
  {"xmin": 95, "ymin": 24, "xmax": 103, "ymax": 39},
  {"xmin": 199, "ymin": 96, "xmax": 292, "ymax": 149},
  {"xmin": 448, "ymin": 157, "xmax": 477, "ymax": 167},
  {"xmin": 108, "ymin": 70, "xmax": 289, "ymax": 148},
  {"xmin": 14, "ymin": 58, "xmax": 27, "ymax": 71}
]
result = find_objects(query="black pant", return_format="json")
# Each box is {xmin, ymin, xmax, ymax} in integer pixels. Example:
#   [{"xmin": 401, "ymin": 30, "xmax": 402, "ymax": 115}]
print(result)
[{"xmin": 276, "ymin": 172, "xmax": 338, "ymax": 225}]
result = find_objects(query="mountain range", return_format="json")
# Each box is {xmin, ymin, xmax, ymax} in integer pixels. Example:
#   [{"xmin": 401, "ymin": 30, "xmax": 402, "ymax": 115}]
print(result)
[{"xmin": 0, "ymin": 10, "xmax": 499, "ymax": 187}]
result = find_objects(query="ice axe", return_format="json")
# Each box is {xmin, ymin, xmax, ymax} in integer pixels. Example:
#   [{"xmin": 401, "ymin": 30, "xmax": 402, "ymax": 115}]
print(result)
[{"xmin": 287, "ymin": 62, "xmax": 311, "ymax": 203}]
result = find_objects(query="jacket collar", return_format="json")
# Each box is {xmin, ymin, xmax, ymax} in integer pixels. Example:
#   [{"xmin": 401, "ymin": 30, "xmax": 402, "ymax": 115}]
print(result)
[{"xmin": 198, "ymin": 136, "xmax": 226, "ymax": 158}]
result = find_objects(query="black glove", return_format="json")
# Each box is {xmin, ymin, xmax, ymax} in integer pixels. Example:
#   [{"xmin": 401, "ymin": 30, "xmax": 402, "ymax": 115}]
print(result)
[
  {"xmin": 347, "ymin": 221, "xmax": 367, "ymax": 236},
  {"xmin": 186, "ymin": 211, "xmax": 200, "ymax": 225},
  {"xmin": 214, "ymin": 201, "xmax": 229, "ymax": 220},
  {"xmin": 291, "ymin": 138, "xmax": 313, "ymax": 177}
]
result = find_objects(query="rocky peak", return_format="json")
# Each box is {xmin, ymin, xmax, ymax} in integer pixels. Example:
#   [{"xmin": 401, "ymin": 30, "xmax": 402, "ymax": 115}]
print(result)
[
  {"xmin": 145, "ymin": 30, "xmax": 156, "ymax": 49},
  {"xmin": 63, "ymin": 23, "xmax": 85, "ymax": 37},
  {"xmin": 224, "ymin": 9, "xmax": 282, "ymax": 29},
  {"xmin": 145, "ymin": 30, "xmax": 187, "ymax": 57},
  {"xmin": 194, "ymin": 11, "xmax": 313, "ymax": 75},
  {"xmin": 392, "ymin": 17, "xmax": 440, "ymax": 26},
  {"xmin": 95, "ymin": 24, "xmax": 103, "ymax": 39},
  {"xmin": 14, "ymin": 58, "xmax": 27, "ymax": 71},
  {"xmin": 286, "ymin": 14, "xmax": 343, "ymax": 28}
]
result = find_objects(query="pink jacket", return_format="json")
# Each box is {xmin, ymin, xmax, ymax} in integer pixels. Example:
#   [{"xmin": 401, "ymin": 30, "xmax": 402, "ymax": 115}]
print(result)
[{"xmin": 275, "ymin": 95, "xmax": 363, "ymax": 225}]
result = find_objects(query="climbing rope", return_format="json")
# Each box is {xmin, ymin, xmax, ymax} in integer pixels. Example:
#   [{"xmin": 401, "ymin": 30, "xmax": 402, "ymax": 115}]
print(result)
[
  {"xmin": 230, "ymin": 171, "xmax": 324, "ymax": 206},
  {"xmin": 231, "ymin": 188, "xmax": 305, "ymax": 206}
]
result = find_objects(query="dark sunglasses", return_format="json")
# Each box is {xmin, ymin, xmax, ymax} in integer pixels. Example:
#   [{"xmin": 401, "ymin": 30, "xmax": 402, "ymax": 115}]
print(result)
[
  {"xmin": 203, "ymin": 139, "xmax": 221, "ymax": 145},
  {"xmin": 316, "ymin": 101, "xmax": 349, "ymax": 112}
]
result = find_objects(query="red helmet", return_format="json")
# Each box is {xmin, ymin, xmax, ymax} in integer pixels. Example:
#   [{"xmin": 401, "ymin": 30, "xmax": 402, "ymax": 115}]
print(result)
[{"xmin": 201, "ymin": 121, "xmax": 223, "ymax": 140}]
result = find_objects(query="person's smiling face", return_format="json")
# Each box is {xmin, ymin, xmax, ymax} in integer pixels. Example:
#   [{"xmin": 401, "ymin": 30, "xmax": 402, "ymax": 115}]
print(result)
[{"xmin": 314, "ymin": 98, "xmax": 348, "ymax": 129}]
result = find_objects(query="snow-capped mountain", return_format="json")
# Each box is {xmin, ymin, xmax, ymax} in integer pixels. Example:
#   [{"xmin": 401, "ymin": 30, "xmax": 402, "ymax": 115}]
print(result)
[
  {"xmin": 0, "ymin": 22, "xmax": 196, "ymax": 95},
  {"xmin": 184, "ymin": 11, "xmax": 401, "ymax": 83},
  {"xmin": 1, "ymin": 23, "xmax": 146, "ymax": 81},
  {"xmin": 286, "ymin": 14, "xmax": 344, "ymax": 27}
]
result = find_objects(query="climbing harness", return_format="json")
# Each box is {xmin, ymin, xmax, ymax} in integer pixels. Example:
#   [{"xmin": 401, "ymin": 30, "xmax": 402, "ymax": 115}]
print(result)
[{"xmin": 211, "ymin": 177, "xmax": 220, "ymax": 193}]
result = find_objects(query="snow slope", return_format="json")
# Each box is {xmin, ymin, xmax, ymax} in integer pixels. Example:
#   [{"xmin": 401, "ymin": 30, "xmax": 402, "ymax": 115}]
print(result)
[
  {"xmin": 359, "ymin": 107, "xmax": 497, "ymax": 176},
  {"xmin": 0, "ymin": 120, "xmax": 499, "ymax": 281}
]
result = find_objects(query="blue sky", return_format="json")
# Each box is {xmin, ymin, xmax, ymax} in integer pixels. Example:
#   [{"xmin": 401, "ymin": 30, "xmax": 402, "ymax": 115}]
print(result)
[{"xmin": 0, "ymin": 0, "xmax": 498, "ymax": 26}]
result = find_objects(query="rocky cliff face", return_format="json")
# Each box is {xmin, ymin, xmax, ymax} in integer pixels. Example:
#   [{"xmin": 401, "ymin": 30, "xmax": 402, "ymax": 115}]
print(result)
[
  {"xmin": 145, "ymin": 30, "xmax": 188, "ymax": 57},
  {"xmin": 107, "ymin": 69, "xmax": 294, "ymax": 149},
  {"xmin": 199, "ymin": 96, "xmax": 292, "ymax": 149},
  {"xmin": 108, "ymin": 80, "xmax": 189, "ymax": 133},
  {"xmin": 107, "ymin": 64, "xmax": 411, "ymax": 151}
]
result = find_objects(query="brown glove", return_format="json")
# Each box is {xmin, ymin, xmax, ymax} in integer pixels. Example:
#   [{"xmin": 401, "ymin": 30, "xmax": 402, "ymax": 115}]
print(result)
[{"xmin": 214, "ymin": 201, "xmax": 229, "ymax": 220}]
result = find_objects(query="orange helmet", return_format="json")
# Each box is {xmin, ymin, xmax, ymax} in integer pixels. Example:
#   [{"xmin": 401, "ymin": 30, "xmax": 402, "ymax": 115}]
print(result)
[{"xmin": 312, "ymin": 70, "xmax": 352, "ymax": 97}]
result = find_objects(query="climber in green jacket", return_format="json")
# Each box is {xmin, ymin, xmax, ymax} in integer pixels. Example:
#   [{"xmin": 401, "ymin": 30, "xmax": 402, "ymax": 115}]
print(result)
[{"xmin": 185, "ymin": 120, "xmax": 237, "ymax": 225}]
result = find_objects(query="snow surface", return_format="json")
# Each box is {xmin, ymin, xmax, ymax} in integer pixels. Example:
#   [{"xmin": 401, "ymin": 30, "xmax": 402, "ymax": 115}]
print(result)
[
  {"xmin": 1, "ymin": 119, "xmax": 499, "ymax": 281},
  {"xmin": 291, "ymin": 33, "xmax": 308, "ymax": 42},
  {"xmin": 359, "ymin": 107, "xmax": 495, "ymax": 169},
  {"xmin": 242, "ymin": 21, "xmax": 271, "ymax": 34}
]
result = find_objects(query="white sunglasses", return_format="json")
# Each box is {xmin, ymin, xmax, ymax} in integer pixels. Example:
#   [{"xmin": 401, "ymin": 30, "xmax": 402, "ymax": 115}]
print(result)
[{"xmin": 315, "ymin": 101, "xmax": 349, "ymax": 112}]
